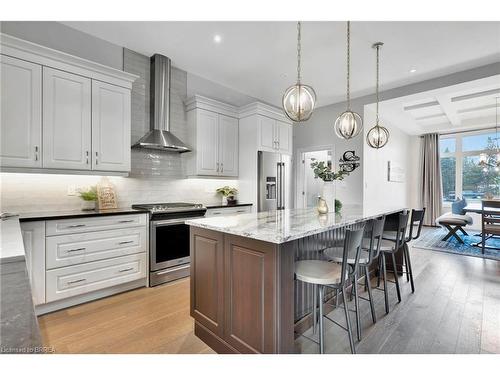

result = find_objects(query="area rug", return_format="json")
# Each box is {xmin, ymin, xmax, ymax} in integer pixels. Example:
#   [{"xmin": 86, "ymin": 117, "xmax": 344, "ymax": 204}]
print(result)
[{"xmin": 412, "ymin": 228, "xmax": 500, "ymax": 261}]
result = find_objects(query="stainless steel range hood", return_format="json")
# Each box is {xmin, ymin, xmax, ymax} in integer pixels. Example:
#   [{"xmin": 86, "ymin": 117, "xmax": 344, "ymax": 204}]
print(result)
[{"xmin": 132, "ymin": 54, "xmax": 191, "ymax": 153}]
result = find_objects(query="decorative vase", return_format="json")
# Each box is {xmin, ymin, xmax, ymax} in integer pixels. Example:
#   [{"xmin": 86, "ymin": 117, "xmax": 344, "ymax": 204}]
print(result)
[
  {"xmin": 317, "ymin": 196, "xmax": 329, "ymax": 214},
  {"xmin": 222, "ymin": 196, "xmax": 228, "ymax": 205},
  {"xmin": 81, "ymin": 200, "xmax": 96, "ymax": 211},
  {"xmin": 322, "ymin": 181, "xmax": 335, "ymax": 211}
]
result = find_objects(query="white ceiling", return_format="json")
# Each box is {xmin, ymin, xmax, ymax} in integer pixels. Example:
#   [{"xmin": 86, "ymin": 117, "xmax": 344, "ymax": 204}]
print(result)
[
  {"xmin": 62, "ymin": 21, "xmax": 500, "ymax": 108},
  {"xmin": 373, "ymin": 75, "xmax": 500, "ymax": 135}
]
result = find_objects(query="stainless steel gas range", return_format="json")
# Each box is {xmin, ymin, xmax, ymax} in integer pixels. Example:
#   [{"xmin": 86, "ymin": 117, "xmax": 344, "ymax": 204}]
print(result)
[{"xmin": 132, "ymin": 202, "xmax": 207, "ymax": 286}]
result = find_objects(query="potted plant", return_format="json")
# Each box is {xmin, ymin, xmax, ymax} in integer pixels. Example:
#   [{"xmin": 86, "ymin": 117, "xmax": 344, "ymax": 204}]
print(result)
[
  {"xmin": 216, "ymin": 186, "xmax": 238, "ymax": 206},
  {"xmin": 78, "ymin": 186, "xmax": 98, "ymax": 211},
  {"xmin": 310, "ymin": 160, "xmax": 349, "ymax": 213}
]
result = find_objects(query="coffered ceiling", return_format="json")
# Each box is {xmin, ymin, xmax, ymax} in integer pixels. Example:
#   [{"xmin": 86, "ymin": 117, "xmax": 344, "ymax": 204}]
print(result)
[
  {"xmin": 375, "ymin": 75, "xmax": 500, "ymax": 135},
  {"xmin": 62, "ymin": 21, "xmax": 500, "ymax": 108}
]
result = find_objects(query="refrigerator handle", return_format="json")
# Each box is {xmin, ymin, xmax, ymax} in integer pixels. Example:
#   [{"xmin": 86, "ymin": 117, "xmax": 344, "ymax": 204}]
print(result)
[
  {"xmin": 276, "ymin": 162, "xmax": 281, "ymax": 210},
  {"xmin": 280, "ymin": 162, "xmax": 285, "ymax": 209}
]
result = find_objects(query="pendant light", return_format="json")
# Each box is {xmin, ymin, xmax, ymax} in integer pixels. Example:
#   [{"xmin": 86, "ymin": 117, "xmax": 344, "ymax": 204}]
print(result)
[
  {"xmin": 282, "ymin": 21, "xmax": 317, "ymax": 122},
  {"xmin": 334, "ymin": 21, "xmax": 363, "ymax": 139},
  {"xmin": 366, "ymin": 42, "xmax": 390, "ymax": 149}
]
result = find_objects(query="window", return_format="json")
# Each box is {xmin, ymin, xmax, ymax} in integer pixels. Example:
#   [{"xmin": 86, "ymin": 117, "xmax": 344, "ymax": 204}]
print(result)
[{"xmin": 440, "ymin": 130, "xmax": 499, "ymax": 204}]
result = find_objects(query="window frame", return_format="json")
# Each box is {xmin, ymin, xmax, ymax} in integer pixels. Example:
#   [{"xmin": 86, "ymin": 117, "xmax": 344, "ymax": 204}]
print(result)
[{"xmin": 440, "ymin": 128, "xmax": 498, "ymax": 206}]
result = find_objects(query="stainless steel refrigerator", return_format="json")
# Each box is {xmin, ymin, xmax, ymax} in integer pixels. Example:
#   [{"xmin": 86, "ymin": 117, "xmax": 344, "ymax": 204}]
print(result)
[{"xmin": 258, "ymin": 151, "xmax": 293, "ymax": 211}]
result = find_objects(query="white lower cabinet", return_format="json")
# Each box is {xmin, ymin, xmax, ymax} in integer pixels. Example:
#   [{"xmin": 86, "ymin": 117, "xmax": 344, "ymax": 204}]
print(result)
[
  {"xmin": 21, "ymin": 213, "xmax": 148, "ymax": 312},
  {"xmin": 46, "ymin": 253, "xmax": 147, "ymax": 302}
]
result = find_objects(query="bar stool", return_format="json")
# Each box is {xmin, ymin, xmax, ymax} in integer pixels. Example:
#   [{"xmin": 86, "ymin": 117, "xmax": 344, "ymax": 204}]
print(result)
[
  {"xmin": 383, "ymin": 208, "xmax": 425, "ymax": 293},
  {"xmin": 322, "ymin": 217, "xmax": 386, "ymax": 341},
  {"xmin": 295, "ymin": 227, "xmax": 365, "ymax": 354},
  {"xmin": 377, "ymin": 211, "xmax": 409, "ymax": 314}
]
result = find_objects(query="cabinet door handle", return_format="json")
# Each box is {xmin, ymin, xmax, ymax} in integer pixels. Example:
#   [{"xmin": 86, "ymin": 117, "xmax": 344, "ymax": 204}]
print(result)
[
  {"xmin": 95, "ymin": 151, "xmax": 99, "ymax": 165},
  {"xmin": 220, "ymin": 163, "xmax": 223, "ymax": 173},
  {"xmin": 118, "ymin": 240, "xmax": 134, "ymax": 245},
  {"xmin": 216, "ymin": 162, "xmax": 219, "ymax": 173},
  {"xmin": 67, "ymin": 224, "xmax": 86, "ymax": 228},
  {"xmin": 118, "ymin": 267, "xmax": 134, "ymax": 273},
  {"xmin": 236, "ymin": 210, "xmax": 246, "ymax": 213},
  {"xmin": 86, "ymin": 150, "xmax": 89, "ymax": 164},
  {"xmin": 34, "ymin": 146, "xmax": 39, "ymax": 161},
  {"xmin": 212, "ymin": 212, "xmax": 221, "ymax": 215},
  {"xmin": 67, "ymin": 247, "xmax": 86, "ymax": 253},
  {"xmin": 118, "ymin": 219, "xmax": 134, "ymax": 223},
  {"xmin": 67, "ymin": 278, "xmax": 86, "ymax": 285}
]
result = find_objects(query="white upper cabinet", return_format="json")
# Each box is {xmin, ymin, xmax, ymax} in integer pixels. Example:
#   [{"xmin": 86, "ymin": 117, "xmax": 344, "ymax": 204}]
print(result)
[
  {"xmin": 43, "ymin": 67, "xmax": 92, "ymax": 170},
  {"xmin": 257, "ymin": 116, "xmax": 293, "ymax": 155},
  {"xmin": 186, "ymin": 96, "xmax": 239, "ymax": 177},
  {"xmin": 259, "ymin": 116, "xmax": 276, "ymax": 152},
  {"xmin": 218, "ymin": 114, "xmax": 239, "ymax": 177},
  {"xmin": 276, "ymin": 120, "xmax": 293, "ymax": 154},
  {"xmin": 196, "ymin": 109, "xmax": 220, "ymax": 176},
  {"xmin": 0, "ymin": 55, "xmax": 42, "ymax": 168},
  {"xmin": 0, "ymin": 33, "xmax": 137, "ymax": 175},
  {"xmin": 92, "ymin": 80, "xmax": 131, "ymax": 172}
]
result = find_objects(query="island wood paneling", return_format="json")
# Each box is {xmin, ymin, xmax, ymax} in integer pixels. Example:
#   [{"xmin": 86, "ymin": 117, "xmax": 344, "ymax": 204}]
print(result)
[
  {"xmin": 223, "ymin": 235, "xmax": 276, "ymax": 353},
  {"xmin": 190, "ymin": 228, "xmax": 224, "ymax": 336}
]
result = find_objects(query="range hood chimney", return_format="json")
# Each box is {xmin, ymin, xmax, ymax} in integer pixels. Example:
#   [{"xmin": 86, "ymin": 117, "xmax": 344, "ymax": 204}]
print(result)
[{"xmin": 132, "ymin": 54, "xmax": 191, "ymax": 153}]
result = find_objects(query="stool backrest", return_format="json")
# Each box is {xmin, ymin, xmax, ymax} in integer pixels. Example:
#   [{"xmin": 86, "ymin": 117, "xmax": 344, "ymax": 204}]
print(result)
[
  {"xmin": 342, "ymin": 226, "xmax": 366, "ymax": 283},
  {"xmin": 482, "ymin": 200, "xmax": 500, "ymax": 234},
  {"xmin": 365, "ymin": 216, "xmax": 386, "ymax": 265},
  {"xmin": 395, "ymin": 211, "xmax": 410, "ymax": 250},
  {"xmin": 408, "ymin": 208, "xmax": 426, "ymax": 241}
]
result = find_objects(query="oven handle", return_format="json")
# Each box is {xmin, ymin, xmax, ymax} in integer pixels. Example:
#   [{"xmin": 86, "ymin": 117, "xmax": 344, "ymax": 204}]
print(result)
[{"xmin": 152, "ymin": 216, "xmax": 205, "ymax": 226}]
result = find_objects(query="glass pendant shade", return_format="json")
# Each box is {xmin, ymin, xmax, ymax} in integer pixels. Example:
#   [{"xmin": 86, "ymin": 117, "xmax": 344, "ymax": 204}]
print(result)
[
  {"xmin": 282, "ymin": 83, "xmax": 317, "ymax": 122},
  {"xmin": 334, "ymin": 110, "xmax": 363, "ymax": 139},
  {"xmin": 366, "ymin": 125, "xmax": 390, "ymax": 149}
]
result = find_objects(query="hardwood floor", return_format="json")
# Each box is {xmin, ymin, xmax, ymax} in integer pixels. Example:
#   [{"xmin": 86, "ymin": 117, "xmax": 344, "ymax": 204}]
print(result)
[
  {"xmin": 39, "ymin": 232, "xmax": 499, "ymax": 354},
  {"xmin": 38, "ymin": 278, "xmax": 215, "ymax": 354}
]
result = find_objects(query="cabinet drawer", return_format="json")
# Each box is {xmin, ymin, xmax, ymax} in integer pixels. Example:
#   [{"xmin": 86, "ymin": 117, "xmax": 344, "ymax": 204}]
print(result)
[
  {"xmin": 206, "ymin": 206, "xmax": 252, "ymax": 217},
  {"xmin": 46, "ymin": 214, "xmax": 147, "ymax": 236},
  {"xmin": 46, "ymin": 253, "xmax": 146, "ymax": 302},
  {"xmin": 46, "ymin": 227, "xmax": 147, "ymax": 269}
]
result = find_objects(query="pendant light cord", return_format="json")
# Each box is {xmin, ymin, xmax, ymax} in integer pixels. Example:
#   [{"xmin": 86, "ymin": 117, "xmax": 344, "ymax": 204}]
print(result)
[
  {"xmin": 346, "ymin": 21, "xmax": 351, "ymax": 110},
  {"xmin": 375, "ymin": 44, "xmax": 380, "ymax": 126},
  {"xmin": 297, "ymin": 21, "xmax": 302, "ymax": 84}
]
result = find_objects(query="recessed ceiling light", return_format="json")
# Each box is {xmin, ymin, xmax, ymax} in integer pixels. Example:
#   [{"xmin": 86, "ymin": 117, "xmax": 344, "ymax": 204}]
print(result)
[
  {"xmin": 409, "ymin": 68, "xmax": 417, "ymax": 73},
  {"xmin": 213, "ymin": 34, "xmax": 222, "ymax": 43}
]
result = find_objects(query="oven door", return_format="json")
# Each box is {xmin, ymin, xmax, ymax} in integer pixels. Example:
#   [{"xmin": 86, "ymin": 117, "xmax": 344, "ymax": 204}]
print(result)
[{"xmin": 150, "ymin": 218, "xmax": 191, "ymax": 271}]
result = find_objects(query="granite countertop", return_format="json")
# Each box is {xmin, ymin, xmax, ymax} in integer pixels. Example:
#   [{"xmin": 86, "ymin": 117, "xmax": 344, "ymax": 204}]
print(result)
[
  {"xmin": 205, "ymin": 203, "xmax": 253, "ymax": 209},
  {"xmin": 186, "ymin": 207, "xmax": 406, "ymax": 244},
  {"xmin": 17, "ymin": 207, "xmax": 150, "ymax": 222}
]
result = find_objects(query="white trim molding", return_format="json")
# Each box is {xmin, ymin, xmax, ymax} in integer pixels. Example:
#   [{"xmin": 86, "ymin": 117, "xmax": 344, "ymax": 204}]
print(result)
[
  {"xmin": 0, "ymin": 33, "xmax": 138, "ymax": 89},
  {"xmin": 238, "ymin": 101, "xmax": 292, "ymax": 123},
  {"xmin": 185, "ymin": 95, "xmax": 239, "ymax": 118}
]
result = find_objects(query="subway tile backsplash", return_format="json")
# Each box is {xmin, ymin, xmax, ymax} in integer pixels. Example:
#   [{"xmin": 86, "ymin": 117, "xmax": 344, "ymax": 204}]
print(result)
[{"xmin": 0, "ymin": 49, "xmax": 239, "ymax": 214}]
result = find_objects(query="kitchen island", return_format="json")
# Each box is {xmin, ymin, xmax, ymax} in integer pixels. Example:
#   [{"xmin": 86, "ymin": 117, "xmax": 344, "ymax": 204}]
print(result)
[{"xmin": 186, "ymin": 207, "xmax": 405, "ymax": 354}]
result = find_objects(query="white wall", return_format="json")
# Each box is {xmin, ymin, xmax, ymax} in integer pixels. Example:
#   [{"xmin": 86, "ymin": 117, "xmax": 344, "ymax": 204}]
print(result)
[{"xmin": 362, "ymin": 107, "xmax": 421, "ymax": 215}]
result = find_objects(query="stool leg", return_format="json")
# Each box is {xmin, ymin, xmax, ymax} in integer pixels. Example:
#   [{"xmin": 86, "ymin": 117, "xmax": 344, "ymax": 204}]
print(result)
[
  {"xmin": 403, "ymin": 246, "xmax": 409, "ymax": 282},
  {"xmin": 391, "ymin": 252, "xmax": 402, "ymax": 303},
  {"xmin": 318, "ymin": 285, "xmax": 325, "ymax": 354},
  {"xmin": 312, "ymin": 284, "xmax": 318, "ymax": 334},
  {"xmin": 405, "ymin": 244, "xmax": 415, "ymax": 293},
  {"xmin": 335, "ymin": 289, "xmax": 340, "ymax": 307},
  {"xmin": 353, "ymin": 272, "xmax": 361, "ymax": 341},
  {"xmin": 342, "ymin": 285, "xmax": 356, "ymax": 354},
  {"xmin": 382, "ymin": 253, "xmax": 389, "ymax": 314},
  {"xmin": 365, "ymin": 266, "xmax": 376, "ymax": 324},
  {"xmin": 377, "ymin": 256, "xmax": 382, "ymax": 287}
]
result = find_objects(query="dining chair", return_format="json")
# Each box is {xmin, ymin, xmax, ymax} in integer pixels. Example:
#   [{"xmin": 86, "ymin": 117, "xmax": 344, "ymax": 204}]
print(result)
[{"xmin": 481, "ymin": 200, "xmax": 500, "ymax": 253}]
